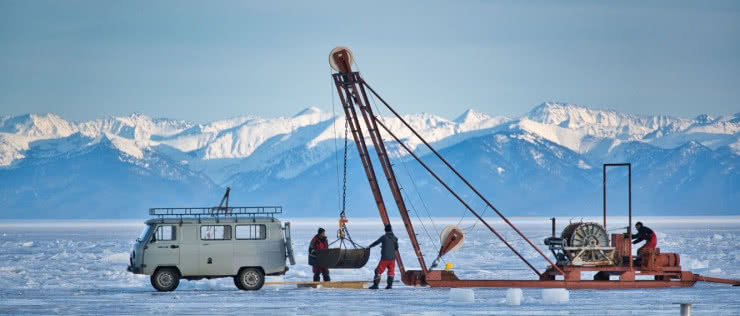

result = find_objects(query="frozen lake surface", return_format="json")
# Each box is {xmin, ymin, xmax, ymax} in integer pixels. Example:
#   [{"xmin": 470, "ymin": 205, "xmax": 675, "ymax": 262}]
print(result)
[{"xmin": 1, "ymin": 217, "xmax": 739, "ymax": 315}]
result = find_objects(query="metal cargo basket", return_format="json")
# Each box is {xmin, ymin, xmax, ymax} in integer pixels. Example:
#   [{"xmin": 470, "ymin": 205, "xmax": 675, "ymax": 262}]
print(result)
[{"xmin": 314, "ymin": 248, "xmax": 370, "ymax": 269}]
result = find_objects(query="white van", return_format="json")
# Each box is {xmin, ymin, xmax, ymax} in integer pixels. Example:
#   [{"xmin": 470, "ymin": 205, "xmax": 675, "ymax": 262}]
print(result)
[{"xmin": 127, "ymin": 206, "xmax": 295, "ymax": 291}]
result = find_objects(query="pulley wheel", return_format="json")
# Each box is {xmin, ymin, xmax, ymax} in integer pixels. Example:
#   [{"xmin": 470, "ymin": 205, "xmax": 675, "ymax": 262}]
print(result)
[
  {"xmin": 439, "ymin": 225, "xmax": 465, "ymax": 255},
  {"xmin": 329, "ymin": 46, "xmax": 354, "ymax": 72}
]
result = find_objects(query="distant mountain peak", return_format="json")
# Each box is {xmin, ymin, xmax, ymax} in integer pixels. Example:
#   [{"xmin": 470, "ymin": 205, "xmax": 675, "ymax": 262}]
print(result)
[
  {"xmin": 293, "ymin": 106, "xmax": 323, "ymax": 117},
  {"xmin": 454, "ymin": 108, "xmax": 489, "ymax": 123},
  {"xmin": 0, "ymin": 113, "xmax": 74, "ymax": 136},
  {"xmin": 530, "ymin": 101, "xmax": 587, "ymax": 111},
  {"xmin": 694, "ymin": 114, "xmax": 714, "ymax": 124},
  {"xmin": 527, "ymin": 102, "xmax": 601, "ymax": 120}
]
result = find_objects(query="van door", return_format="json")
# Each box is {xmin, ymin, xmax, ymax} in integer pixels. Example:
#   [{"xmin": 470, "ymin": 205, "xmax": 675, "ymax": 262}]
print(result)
[
  {"xmin": 145, "ymin": 224, "xmax": 180, "ymax": 273},
  {"xmin": 198, "ymin": 224, "xmax": 234, "ymax": 276},
  {"xmin": 177, "ymin": 224, "xmax": 199, "ymax": 276}
]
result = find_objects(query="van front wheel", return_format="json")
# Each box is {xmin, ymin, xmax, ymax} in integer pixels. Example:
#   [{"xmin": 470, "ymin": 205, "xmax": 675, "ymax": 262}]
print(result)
[
  {"xmin": 151, "ymin": 267, "xmax": 180, "ymax": 292},
  {"xmin": 237, "ymin": 268, "xmax": 264, "ymax": 291}
]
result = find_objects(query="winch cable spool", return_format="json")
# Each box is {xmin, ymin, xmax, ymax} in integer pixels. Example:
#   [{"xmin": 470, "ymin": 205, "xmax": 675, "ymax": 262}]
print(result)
[
  {"xmin": 559, "ymin": 222, "xmax": 617, "ymax": 265},
  {"xmin": 528, "ymin": 224, "xmax": 628, "ymax": 246}
]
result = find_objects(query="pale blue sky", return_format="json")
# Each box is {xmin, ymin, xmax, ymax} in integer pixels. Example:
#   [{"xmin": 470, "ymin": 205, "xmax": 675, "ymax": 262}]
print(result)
[{"xmin": 1, "ymin": 0, "xmax": 738, "ymax": 122}]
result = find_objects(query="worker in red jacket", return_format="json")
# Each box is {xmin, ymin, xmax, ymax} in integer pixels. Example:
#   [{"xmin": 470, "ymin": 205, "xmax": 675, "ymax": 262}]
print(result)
[
  {"xmin": 632, "ymin": 221, "xmax": 657, "ymax": 256},
  {"xmin": 309, "ymin": 228, "xmax": 330, "ymax": 282}
]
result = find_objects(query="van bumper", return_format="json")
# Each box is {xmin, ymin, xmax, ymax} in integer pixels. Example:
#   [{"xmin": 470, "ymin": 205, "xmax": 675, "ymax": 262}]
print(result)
[{"xmin": 127, "ymin": 265, "xmax": 142, "ymax": 274}]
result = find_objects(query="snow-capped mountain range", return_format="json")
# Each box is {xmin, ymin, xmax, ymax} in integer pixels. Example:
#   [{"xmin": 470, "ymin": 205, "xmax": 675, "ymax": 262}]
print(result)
[{"xmin": 1, "ymin": 102, "xmax": 738, "ymax": 218}]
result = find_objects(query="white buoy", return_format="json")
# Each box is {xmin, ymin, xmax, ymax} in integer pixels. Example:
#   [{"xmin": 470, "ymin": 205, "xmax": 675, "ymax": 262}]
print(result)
[
  {"xmin": 449, "ymin": 288, "xmax": 475, "ymax": 303},
  {"xmin": 505, "ymin": 288, "xmax": 523, "ymax": 305},
  {"xmin": 542, "ymin": 288, "xmax": 569, "ymax": 304}
]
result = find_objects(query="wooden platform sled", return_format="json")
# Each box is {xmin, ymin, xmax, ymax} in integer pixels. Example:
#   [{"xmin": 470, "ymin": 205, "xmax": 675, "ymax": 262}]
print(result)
[{"xmin": 265, "ymin": 281, "xmax": 367, "ymax": 289}]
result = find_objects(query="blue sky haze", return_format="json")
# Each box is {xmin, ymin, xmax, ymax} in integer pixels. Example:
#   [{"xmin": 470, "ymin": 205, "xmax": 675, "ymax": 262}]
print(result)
[{"xmin": 1, "ymin": 0, "xmax": 738, "ymax": 122}]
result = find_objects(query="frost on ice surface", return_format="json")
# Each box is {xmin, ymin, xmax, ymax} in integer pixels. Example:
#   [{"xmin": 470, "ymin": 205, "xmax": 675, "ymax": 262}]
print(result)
[
  {"xmin": 102, "ymin": 252, "xmax": 129, "ymax": 263},
  {"xmin": 688, "ymin": 258, "xmax": 709, "ymax": 270},
  {"xmin": 542, "ymin": 288, "xmax": 569, "ymax": 304},
  {"xmin": 505, "ymin": 288, "xmax": 523, "ymax": 305},
  {"xmin": 0, "ymin": 218, "xmax": 739, "ymax": 315},
  {"xmin": 0, "ymin": 266, "xmax": 25, "ymax": 274},
  {"xmin": 448, "ymin": 288, "xmax": 475, "ymax": 303}
]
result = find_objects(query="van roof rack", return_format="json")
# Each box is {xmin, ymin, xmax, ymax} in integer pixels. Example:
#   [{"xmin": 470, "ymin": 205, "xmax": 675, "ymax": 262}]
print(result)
[
  {"xmin": 148, "ymin": 187, "xmax": 282, "ymax": 223},
  {"xmin": 149, "ymin": 206, "xmax": 283, "ymax": 223}
]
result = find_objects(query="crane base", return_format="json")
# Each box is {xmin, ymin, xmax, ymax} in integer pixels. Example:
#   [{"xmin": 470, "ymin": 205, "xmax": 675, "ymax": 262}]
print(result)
[{"xmin": 402, "ymin": 269, "xmax": 739, "ymax": 289}]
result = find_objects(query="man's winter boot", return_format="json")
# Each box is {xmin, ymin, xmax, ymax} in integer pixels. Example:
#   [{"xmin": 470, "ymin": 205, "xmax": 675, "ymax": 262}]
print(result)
[
  {"xmin": 385, "ymin": 276, "xmax": 394, "ymax": 289},
  {"xmin": 323, "ymin": 271, "xmax": 331, "ymax": 282},
  {"xmin": 369, "ymin": 274, "xmax": 380, "ymax": 289},
  {"xmin": 313, "ymin": 273, "xmax": 320, "ymax": 282}
]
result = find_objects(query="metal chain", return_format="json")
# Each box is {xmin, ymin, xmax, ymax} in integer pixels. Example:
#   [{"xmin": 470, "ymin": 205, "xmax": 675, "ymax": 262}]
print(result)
[{"xmin": 340, "ymin": 117, "xmax": 349, "ymax": 217}]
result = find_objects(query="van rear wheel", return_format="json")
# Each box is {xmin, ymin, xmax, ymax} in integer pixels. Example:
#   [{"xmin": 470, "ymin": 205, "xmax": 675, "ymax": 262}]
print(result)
[
  {"xmin": 151, "ymin": 267, "xmax": 180, "ymax": 292},
  {"xmin": 237, "ymin": 268, "xmax": 264, "ymax": 291},
  {"xmin": 233, "ymin": 275, "xmax": 245, "ymax": 290}
]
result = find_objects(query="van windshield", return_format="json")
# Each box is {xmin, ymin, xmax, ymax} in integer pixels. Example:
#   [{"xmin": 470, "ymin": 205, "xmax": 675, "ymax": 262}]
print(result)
[{"xmin": 137, "ymin": 224, "xmax": 153, "ymax": 242}]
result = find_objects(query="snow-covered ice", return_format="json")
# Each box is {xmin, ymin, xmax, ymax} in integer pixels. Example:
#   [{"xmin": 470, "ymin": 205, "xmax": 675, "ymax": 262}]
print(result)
[{"xmin": 0, "ymin": 217, "xmax": 739, "ymax": 315}]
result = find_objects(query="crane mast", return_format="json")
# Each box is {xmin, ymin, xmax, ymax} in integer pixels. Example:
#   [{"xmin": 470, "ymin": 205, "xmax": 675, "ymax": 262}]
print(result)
[{"xmin": 330, "ymin": 48, "xmax": 428, "ymax": 284}]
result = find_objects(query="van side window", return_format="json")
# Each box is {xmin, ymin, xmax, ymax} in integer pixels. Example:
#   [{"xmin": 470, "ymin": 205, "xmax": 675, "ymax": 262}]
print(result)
[
  {"xmin": 236, "ymin": 224, "xmax": 267, "ymax": 240},
  {"xmin": 201, "ymin": 225, "xmax": 232, "ymax": 240},
  {"xmin": 153, "ymin": 225, "xmax": 176, "ymax": 241}
]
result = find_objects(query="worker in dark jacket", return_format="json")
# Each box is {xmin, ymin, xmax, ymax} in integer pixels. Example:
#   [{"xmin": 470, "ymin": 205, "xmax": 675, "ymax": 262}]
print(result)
[
  {"xmin": 368, "ymin": 224, "xmax": 399, "ymax": 289},
  {"xmin": 309, "ymin": 228, "xmax": 330, "ymax": 282},
  {"xmin": 632, "ymin": 221, "xmax": 657, "ymax": 256}
]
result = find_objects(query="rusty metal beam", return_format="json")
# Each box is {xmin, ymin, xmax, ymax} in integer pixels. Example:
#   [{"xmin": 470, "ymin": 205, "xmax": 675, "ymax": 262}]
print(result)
[
  {"xmin": 374, "ymin": 118, "xmax": 542, "ymax": 276},
  {"xmin": 693, "ymin": 274, "xmax": 740, "ymax": 286},
  {"xmin": 425, "ymin": 279, "xmax": 697, "ymax": 289},
  {"xmin": 363, "ymin": 79, "xmax": 564, "ymax": 276},
  {"xmin": 353, "ymin": 77, "xmax": 429, "ymax": 274},
  {"xmin": 330, "ymin": 53, "xmax": 407, "ymax": 276}
]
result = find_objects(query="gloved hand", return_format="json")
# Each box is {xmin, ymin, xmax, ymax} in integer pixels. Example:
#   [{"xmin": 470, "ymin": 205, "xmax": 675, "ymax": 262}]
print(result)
[{"xmin": 632, "ymin": 240, "xmax": 638, "ymax": 245}]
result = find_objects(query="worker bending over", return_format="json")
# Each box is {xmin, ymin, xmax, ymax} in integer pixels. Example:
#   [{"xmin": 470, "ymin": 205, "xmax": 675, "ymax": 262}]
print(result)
[
  {"xmin": 632, "ymin": 221, "xmax": 657, "ymax": 256},
  {"xmin": 368, "ymin": 224, "xmax": 398, "ymax": 289}
]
